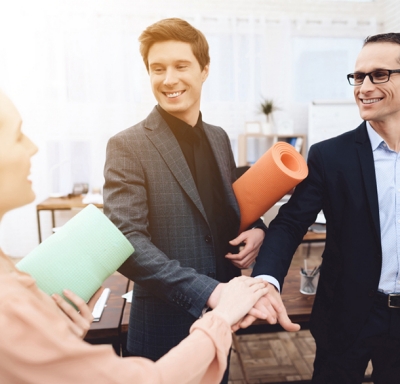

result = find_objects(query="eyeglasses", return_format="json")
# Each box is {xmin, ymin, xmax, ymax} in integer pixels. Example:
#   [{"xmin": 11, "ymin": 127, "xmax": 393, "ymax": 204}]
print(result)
[{"xmin": 347, "ymin": 69, "xmax": 400, "ymax": 86}]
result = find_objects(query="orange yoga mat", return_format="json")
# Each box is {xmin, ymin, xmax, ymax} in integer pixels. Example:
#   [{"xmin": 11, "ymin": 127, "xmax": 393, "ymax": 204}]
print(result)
[{"xmin": 233, "ymin": 142, "xmax": 308, "ymax": 233}]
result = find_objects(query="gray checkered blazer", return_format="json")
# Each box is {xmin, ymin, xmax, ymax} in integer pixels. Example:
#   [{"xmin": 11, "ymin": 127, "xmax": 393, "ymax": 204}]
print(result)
[{"xmin": 103, "ymin": 107, "xmax": 241, "ymax": 360}]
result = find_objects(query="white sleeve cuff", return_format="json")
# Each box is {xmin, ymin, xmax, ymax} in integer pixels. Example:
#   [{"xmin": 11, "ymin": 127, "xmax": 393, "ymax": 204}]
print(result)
[
  {"xmin": 200, "ymin": 306, "xmax": 209, "ymax": 318},
  {"xmin": 254, "ymin": 275, "xmax": 281, "ymax": 292}
]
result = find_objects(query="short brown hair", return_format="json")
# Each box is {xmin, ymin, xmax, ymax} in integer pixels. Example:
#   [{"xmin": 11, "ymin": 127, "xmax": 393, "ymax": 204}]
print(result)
[{"xmin": 139, "ymin": 18, "xmax": 210, "ymax": 71}]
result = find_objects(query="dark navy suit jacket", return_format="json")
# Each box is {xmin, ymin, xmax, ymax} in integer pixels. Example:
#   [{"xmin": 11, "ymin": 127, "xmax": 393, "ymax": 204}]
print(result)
[{"xmin": 253, "ymin": 121, "xmax": 389, "ymax": 353}]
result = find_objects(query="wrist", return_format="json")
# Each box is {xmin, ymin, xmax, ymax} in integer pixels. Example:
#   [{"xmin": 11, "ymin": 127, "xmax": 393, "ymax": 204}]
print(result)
[{"xmin": 206, "ymin": 283, "xmax": 224, "ymax": 308}]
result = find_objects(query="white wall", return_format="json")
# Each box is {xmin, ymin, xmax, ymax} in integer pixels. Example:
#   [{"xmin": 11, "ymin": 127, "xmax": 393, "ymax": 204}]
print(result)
[{"xmin": 382, "ymin": 0, "xmax": 400, "ymax": 31}]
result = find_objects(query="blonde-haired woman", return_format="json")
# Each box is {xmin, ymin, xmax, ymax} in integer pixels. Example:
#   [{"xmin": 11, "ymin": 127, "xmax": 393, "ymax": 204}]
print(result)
[{"xmin": 0, "ymin": 89, "xmax": 269, "ymax": 383}]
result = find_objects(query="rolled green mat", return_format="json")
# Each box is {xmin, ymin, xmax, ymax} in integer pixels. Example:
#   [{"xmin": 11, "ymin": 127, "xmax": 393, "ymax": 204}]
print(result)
[{"xmin": 17, "ymin": 204, "xmax": 134, "ymax": 305}]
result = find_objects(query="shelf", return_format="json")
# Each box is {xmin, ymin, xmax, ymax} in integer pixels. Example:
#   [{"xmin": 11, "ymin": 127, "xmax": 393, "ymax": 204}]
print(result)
[{"xmin": 238, "ymin": 133, "xmax": 306, "ymax": 166}]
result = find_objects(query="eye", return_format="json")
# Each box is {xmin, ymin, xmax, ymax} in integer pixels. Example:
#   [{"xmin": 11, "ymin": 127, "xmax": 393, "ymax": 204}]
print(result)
[
  {"xmin": 151, "ymin": 67, "xmax": 164, "ymax": 74},
  {"xmin": 177, "ymin": 65, "xmax": 187, "ymax": 70},
  {"xmin": 372, "ymin": 70, "xmax": 389, "ymax": 80},
  {"xmin": 353, "ymin": 73, "xmax": 365, "ymax": 83}
]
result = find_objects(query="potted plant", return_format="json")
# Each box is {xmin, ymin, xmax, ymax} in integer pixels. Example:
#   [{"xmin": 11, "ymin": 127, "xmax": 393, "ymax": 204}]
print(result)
[{"xmin": 259, "ymin": 98, "xmax": 278, "ymax": 134}]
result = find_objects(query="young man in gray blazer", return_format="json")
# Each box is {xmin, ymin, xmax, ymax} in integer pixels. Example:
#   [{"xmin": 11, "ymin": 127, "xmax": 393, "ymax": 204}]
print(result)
[{"xmin": 103, "ymin": 18, "xmax": 297, "ymax": 381}]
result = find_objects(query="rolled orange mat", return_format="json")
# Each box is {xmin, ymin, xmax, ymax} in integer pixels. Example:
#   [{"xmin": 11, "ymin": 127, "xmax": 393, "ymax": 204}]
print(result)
[{"xmin": 233, "ymin": 142, "xmax": 308, "ymax": 233}]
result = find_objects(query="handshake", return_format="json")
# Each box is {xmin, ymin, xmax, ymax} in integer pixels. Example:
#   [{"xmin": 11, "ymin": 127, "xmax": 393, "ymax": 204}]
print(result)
[{"xmin": 207, "ymin": 276, "xmax": 301, "ymax": 332}]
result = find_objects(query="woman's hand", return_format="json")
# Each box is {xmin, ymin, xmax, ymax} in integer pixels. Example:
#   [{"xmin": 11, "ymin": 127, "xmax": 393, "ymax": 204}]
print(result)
[
  {"xmin": 211, "ymin": 276, "xmax": 268, "ymax": 329},
  {"xmin": 52, "ymin": 287, "xmax": 104, "ymax": 339}
]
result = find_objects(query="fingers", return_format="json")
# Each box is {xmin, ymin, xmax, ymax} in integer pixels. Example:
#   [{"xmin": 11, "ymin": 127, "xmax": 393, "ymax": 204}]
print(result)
[
  {"xmin": 237, "ymin": 287, "xmax": 301, "ymax": 332},
  {"xmin": 52, "ymin": 290, "xmax": 94, "ymax": 339},
  {"xmin": 278, "ymin": 313, "xmax": 301, "ymax": 332},
  {"xmin": 232, "ymin": 276, "xmax": 264, "ymax": 287},
  {"xmin": 52, "ymin": 292, "xmax": 80, "ymax": 318},
  {"xmin": 226, "ymin": 229, "xmax": 264, "ymax": 268},
  {"xmin": 247, "ymin": 295, "xmax": 278, "ymax": 324},
  {"xmin": 228, "ymin": 233, "xmax": 245, "ymax": 246},
  {"xmin": 247, "ymin": 306, "xmax": 267, "ymax": 320},
  {"xmin": 263, "ymin": 289, "xmax": 301, "ymax": 332},
  {"xmin": 212, "ymin": 277, "xmax": 270, "ymax": 326},
  {"xmin": 63, "ymin": 289, "xmax": 94, "ymax": 324},
  {"xmin": 225, "ymin": 250, "xmax": 257, "ymax": 269},
  {"xmin": 239, "ymin": 314, "xmax": 257, "ymax": 328},
  {"xmin": 273, "ymin": 301, "xmax": 301, "ymax": 332}
]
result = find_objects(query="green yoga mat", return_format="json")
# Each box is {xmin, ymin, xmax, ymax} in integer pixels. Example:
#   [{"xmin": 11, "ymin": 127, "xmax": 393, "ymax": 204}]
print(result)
[{"xmin": 17, "ymin": 204, "xmax": 134, "ymax": 305}]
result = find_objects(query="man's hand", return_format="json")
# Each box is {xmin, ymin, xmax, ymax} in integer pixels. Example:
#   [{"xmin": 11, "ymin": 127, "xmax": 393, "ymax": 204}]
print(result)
[
  {"xmin": 52, "ymin": 287, "xmax": 104, "ymax": 339},
  {"xmin": 225, "ymin": 228, "xmax": 265, "ymax": 268},
  {"xmin": 239, "ymin": 283, "xmax": 300, "ymax": 332}
]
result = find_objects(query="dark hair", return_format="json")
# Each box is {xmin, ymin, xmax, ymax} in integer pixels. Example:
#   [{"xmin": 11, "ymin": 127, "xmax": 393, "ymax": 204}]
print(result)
[
  {"xmin": 363, "ymin": 33, "xmax": 400, "ymax": 64},
  {"xmin": 364, "ymin": 33, "xmax": 400, "ymax": 46},
  {"xmin": 139, "ymin": 18, "xmax": 210, "ymax": 72}
]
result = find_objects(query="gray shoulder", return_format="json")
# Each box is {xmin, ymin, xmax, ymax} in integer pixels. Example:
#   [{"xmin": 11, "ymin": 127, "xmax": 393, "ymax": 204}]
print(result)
[
  {"xmin": 108, "ymin": 119, "xmax": 148, "ymax": 143},
  {"xmin": 203, "ymin": 121, "xmax": 230, "ymax": 139}
]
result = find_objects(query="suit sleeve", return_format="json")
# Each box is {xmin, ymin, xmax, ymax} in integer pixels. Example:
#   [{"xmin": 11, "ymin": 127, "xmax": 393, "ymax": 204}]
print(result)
[
  {"xmin": 252, "ymin": 144, "xmax": 325, "ymax": 287},
  {"xmin": 103, "ymin": 133, "xmax": 218, "ymax": 318}
]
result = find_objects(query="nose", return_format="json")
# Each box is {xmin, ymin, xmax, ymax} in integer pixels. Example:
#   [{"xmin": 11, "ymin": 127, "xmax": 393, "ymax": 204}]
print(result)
[
  {"xmin": 163, "ymin": 68, "xmax": 178, "ymax": 87},
  {"xmin": 25, "ymin": 134, "xmax": 38, "ymax": 157},
  {"xmin": 359, "ymin": 74, "xmax": 375, "ymax": 93}
]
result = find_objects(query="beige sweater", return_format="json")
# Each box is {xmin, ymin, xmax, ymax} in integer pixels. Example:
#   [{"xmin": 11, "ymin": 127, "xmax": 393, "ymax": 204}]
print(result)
[{"xmin": 0, "ymin": 252, "xmax": 231, "ymax": 383}]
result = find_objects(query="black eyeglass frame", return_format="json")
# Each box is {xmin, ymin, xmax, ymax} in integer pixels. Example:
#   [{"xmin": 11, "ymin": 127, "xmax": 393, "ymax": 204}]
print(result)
[{"xmin": 347, "ymin": 69, "xmax": 400, "ymax": 86}]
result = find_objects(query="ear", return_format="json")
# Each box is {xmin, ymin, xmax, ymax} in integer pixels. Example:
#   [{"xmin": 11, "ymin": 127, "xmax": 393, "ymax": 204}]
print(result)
[{"xmin": 201, "ymin": 64, "xmax": 210, "ymax": 82}]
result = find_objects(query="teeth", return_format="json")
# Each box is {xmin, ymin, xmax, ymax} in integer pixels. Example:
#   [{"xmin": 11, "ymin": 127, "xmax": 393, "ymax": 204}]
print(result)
[
  {"xmin": 165, "ymin": 91, "xmax": 182, "ymax": 98},
  {"xmin": 362, "ymin": 98, "xmax": 382, "ymax": 104}
]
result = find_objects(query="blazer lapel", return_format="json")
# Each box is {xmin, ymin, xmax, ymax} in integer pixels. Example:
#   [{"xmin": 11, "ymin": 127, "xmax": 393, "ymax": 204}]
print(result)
[
  {"xmin": 203, "ymin": 123, "xmax": 240, "ymax": 218},
  {"xmin": 144, "ymin": 107, "xmax": 209, "ymax": 223},
  {"xmin": 355, "ymin": 122, "xmax": 381, "ymax": 246}
]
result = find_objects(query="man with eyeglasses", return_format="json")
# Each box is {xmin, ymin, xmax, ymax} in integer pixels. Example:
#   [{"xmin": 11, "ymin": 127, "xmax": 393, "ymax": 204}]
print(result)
[{"xmin": 249, "ymin": 33, "xmax": 400, "ymax": 383}]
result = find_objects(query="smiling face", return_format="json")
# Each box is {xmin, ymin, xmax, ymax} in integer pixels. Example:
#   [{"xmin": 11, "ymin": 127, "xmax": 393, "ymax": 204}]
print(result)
[
  {"xmin": 0, "ymin": 91, "xmax": 38, "ymax": 219},
  {"xmin": 148, "ymin": 40, "xmax": 209, "ymax": 126},
  {"xmin": 353, "ymin": 42, "xmax": 400, "ymax": 126}
]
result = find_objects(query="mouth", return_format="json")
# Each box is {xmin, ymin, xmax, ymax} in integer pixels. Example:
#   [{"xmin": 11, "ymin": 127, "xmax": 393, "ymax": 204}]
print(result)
[
  {"xmin": 360, "ymin": 98, "xmax": 383, "ymax": 105},
  {"xmin": 163, "ymin": 90, "xmax": 184, "ymax": 98}
]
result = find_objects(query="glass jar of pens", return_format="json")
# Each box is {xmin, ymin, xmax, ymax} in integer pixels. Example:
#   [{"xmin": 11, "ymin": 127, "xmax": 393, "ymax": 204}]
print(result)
[{"xmin": 300, "ymin": 260, "xmax": 320, "ymax": 295}]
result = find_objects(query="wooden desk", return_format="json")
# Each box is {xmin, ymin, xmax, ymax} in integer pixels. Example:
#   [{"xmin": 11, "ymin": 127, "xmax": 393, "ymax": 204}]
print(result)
[
  {"xmin": 36, "ymin": 196, "xmax": 103, "ymax": 243},
  {"xmin": 84, "ymin": 273, "xmax": 129, "ymax": 355},
  {"xmin": 302, "ymin": 230, "xmax": 326, "ymax": 243},
  {"xmin": 301, "ymin": 230, "xmax": 326, "ymax": 258}
]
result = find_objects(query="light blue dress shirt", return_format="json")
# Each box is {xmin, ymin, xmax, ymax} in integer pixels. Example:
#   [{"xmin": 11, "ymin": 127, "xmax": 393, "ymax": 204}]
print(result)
[
  {"xmin": 258, "ymin": 122, "xmax": 400, "ymax": 294},
  {"xmin": 366, "ymin": 121, "xmax": 400, "ymax": 294}
]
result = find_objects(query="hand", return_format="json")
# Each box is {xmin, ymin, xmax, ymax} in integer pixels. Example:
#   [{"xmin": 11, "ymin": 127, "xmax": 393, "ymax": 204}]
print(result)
[
  {"xmin": 206, "ymin": 283, "xmax": 225, "ymax": 309},
  {"xmin": 52, "ymin": 287, "xmax": 104, "ymax": 339},
  {"xmin": 239, "ymin": 283, "xmax": 300, "ymax": 332},
  {"xmin": 211, "ymin": 276, "xmax": 269, "ymax": 329},
  {"xmin": 225, "ymin": 228, "xmax": 265, "ymax": 269}
]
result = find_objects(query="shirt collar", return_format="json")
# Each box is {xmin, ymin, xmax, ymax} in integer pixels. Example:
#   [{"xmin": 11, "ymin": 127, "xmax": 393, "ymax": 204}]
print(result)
[
  {"xmin": 156, "ymin": 105, "xmax": 203, "ymax": 144},
  {"xmin": 366, "ymin": 121, "xmax": 385, "ymax": 151}
]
